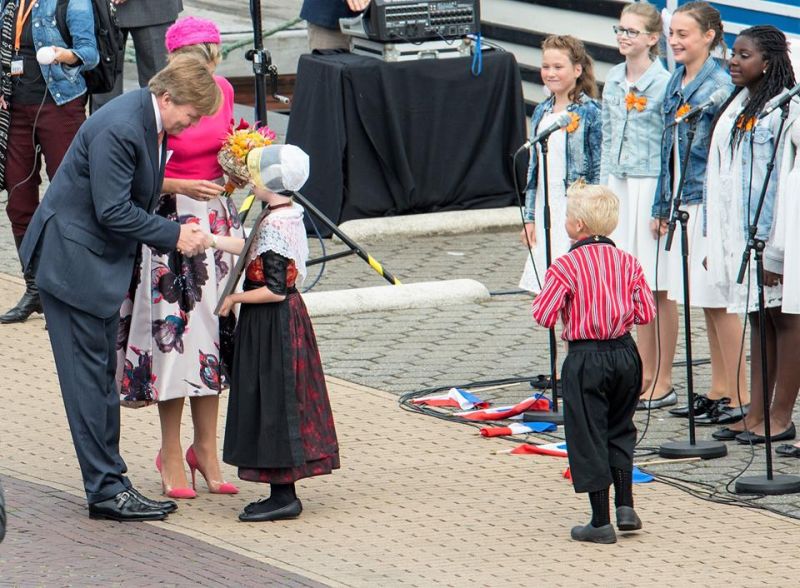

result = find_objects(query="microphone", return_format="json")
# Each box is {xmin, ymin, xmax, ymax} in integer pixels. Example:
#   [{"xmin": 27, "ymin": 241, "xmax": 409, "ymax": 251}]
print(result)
[
  {"xmin": 670, "ymin": 88, "xmax": 729, "ymax": 125},
  {"xmin": 36, "ymin": 46, "xmax": 56, "ymax": 65},
  {"xmin": 759, "ymin": 82, "xmax": 800, "ymax": 119},
  {"xmin": 515, "ymin": 111, "xmax": 573, "ymax": 154}
]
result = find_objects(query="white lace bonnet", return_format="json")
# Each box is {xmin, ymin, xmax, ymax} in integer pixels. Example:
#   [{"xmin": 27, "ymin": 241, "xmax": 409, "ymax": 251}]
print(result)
[{"xmin": 245, "ymin": 145, "xmax": 311, "ymax": 282}]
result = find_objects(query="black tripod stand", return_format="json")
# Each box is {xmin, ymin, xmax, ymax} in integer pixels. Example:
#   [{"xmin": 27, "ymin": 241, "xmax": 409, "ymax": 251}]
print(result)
[
  {"xmin": 659, "ymin": 116, "xmax": 727, "ymax": 460},
  {"xmin": 733, "ymin": 105, "xmax": 800, "ymax": 495},
  {"xmin": 522, "ymin": 136, "xmax": 563, "ymax": 425},
  {"xmin": 247, "ymin": 0, "xmax": 287, "ymax": 128}
]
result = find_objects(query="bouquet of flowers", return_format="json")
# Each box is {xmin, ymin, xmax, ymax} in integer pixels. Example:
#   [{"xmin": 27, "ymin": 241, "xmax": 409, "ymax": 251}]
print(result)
[{"xmin": 217, "ymin": 119, "xmax": 277, "ymax": 195}]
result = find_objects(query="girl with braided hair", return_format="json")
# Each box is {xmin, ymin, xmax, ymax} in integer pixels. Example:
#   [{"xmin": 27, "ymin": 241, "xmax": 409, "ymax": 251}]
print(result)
[{"xmin": 704, "ymin": 26, "xmax": 800, "ymax": 439}]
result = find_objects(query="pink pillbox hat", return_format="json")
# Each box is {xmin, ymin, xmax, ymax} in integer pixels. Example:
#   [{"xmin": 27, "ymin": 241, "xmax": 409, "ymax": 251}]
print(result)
[{"xmin": 165, "ymin": 17, "xmax": 222, "ymax": 53}]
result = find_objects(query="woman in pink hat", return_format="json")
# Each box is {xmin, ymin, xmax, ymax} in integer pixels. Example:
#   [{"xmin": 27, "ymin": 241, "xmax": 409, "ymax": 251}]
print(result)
[{"xmin": 116, "ymin": 16, "xmax": 244, "ymax": 499}]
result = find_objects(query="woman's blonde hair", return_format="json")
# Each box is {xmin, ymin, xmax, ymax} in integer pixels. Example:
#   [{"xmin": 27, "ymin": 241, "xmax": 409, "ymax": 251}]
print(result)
[
  {"xmin": 622, "ymin": 1, "xmax": 663, "ymax": 57},
  {"xmin": 148, "ymin": 54, "xmax": 221, "ymax": 117},
  {"xmin": 168, "ymin": 42, "xmax": 222, "ymax": 67},
  {"xmin": 541, "ymin": 35, "xmax": 598, "ymax": 102},
  {"xmin": 566, "ymin": 181, "xmax": 619, "ymax": 236}
]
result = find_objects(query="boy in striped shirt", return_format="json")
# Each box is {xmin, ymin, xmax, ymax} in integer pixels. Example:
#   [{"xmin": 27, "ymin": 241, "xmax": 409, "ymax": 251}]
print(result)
[{"xmin": 532, "ymin": 182, "xmax": 656, "ymax": 544}]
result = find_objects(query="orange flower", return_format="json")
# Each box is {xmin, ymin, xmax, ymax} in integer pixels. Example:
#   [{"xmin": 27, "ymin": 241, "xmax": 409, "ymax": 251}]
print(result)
[
  {"xmin": 565, "ymin": 112, "xmax": 580, "ymax": 133},
  {"xmin": 625, "ymin": 91, "xmax": 647, "ymax": 112},
  {"xmin": 736, "ymin": 115, "xmax": 756, "ymax": 132},
  {"xmin": 676, "ymin": 103, "xmax": 691, "ymax": 119}
]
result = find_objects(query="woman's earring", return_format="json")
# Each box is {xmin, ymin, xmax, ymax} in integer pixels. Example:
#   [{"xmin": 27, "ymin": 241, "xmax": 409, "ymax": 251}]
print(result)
[{"xmin": 763, "ymin": 68, "xmax": 768, "ymax": 75}]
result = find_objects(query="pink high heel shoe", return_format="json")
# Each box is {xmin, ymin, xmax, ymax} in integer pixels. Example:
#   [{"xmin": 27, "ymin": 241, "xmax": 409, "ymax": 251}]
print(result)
[
  {"xmin": 185, "ymin": 445, "xmax": 239, "ymax": 494},
  {"xmin": 155, "ymin": 451, "xmax": 197, "ymax": 499}
]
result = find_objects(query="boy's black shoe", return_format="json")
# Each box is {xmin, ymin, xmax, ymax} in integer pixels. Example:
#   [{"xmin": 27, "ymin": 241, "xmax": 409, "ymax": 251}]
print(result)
[
  {"xmin": 615, "ymin": 506, "xmax": 642, "ymax": 531},
  {"xmin": 570, "ymin": 522, "xmax": 617, "ymax": 544}
]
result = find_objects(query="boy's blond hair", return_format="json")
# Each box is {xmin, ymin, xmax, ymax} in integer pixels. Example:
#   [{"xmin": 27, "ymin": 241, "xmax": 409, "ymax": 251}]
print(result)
[{"xmin": 566, "ymin": 181, "xmax": 619, "ymax": 237}]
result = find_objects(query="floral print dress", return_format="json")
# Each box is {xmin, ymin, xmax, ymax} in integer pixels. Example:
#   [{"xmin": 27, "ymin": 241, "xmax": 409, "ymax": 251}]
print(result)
[{"xmin": 116, "ymin": 192, "xmax": 244, "ymax": 406}]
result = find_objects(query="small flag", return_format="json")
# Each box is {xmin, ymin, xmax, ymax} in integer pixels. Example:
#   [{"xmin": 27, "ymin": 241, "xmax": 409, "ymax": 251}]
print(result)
[
  {"xmin": 411, "ymin": 388, "xmax": 489, "ymax": 410},
  {"xmin": 480, "ymin": 422, "xmax": 557, "ymax": 437},
  {"xmin": 509, "ymin": 442, "xmax": 568, "ymax": 457},
  {"xmin": 457, "ymin": 396, "xmax": 551, "ymax": 421},
  {"xmin": 563, "ymin": 466, "xmax": 654, "ymax": 484},
  {"xmin": 633, "ymin": 467, "xmax": 654, "ymax": 484}
]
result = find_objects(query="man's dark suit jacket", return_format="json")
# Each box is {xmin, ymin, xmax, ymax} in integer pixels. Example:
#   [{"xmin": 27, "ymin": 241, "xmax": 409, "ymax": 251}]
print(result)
[{"xmin": 20, "ymin": 88, "xmax": 180, "ymax": 319}]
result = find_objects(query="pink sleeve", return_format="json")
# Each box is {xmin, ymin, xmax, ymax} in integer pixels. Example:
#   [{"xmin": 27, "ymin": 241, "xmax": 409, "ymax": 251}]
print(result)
[
  {"xmin": 631, "ymin": 262, "xmax": 656, "ymax": 325},
  {"xmin": 531, "ymin": 265, "xmax": 570, "ymax": 329}
]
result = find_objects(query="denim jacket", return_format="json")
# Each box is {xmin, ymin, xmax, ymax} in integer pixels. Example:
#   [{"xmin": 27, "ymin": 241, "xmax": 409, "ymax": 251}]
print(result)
[
  {"xmin": 732, "ymin": 101, "xmax": 799, "ymax": 240},
  {"xmin": 1, "ymin": 0, "xmax": 99, "ymax": 105},
  {"xmin": 523, "ymin": 93, "xmax": 602, "ymax": 221},
  {"xmin": 600, "ymin": 59, "xmax": 670, "ymax": 182},
  {"xmin": 652, "ymin": 57, "xmax": 733, "ymax": 218}
]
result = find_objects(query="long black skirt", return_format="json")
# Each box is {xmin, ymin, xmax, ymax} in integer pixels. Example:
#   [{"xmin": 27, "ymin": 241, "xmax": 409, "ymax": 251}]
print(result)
[{"xmin": 223, "ymin": 290, "xmax": 340, "ymax": 484}]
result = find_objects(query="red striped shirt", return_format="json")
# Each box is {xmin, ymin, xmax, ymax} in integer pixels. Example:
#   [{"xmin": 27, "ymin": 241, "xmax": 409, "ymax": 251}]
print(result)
[{"xmin": 531, "ymin": 242, "xmax": 656, "ymax": 341}]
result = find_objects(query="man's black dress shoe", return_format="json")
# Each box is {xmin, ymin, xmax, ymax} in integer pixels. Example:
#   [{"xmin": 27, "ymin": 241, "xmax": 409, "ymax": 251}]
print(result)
[
  {"xmin": 239, "ymin": 498, "xmax": 302, "ymax": 522},
  {"xmin": 128, "ymin": 487, "xmax": 177, "ymax": 514},
  {"xmin": 668, "ymin": 394, "xmax": 716, "ymax": 418},
  {"xmin": 88, "ymin": 490, "xmax": 169, "ymax": 521},
  {"xmin": 736, "ymin": 423, "xmax": 796, "ymax": 445}
]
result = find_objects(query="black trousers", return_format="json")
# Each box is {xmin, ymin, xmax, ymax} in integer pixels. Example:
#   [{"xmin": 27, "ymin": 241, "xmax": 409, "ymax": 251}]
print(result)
[
  {"xmin": 40, "ymin": 290, "xmax": 130, "ymax": 504},
  {"xmin": 562, "ymin": 333, "xmax": 642, "ymax": 494}
]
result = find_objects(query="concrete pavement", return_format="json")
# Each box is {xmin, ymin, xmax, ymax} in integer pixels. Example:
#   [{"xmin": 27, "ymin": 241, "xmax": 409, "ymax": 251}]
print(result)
[{"xmin": 4, "ymin": 263, "xmax": 800, "ymax": 585}]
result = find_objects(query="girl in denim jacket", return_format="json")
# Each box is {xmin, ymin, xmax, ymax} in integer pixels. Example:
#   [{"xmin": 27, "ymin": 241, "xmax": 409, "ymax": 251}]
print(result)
[
  {"xmin": 646, "ymin": 2, "xmax": 739, "ymax": 415},
  {"xmin": 706, "ymin": 27, "xmax": 799, "ymax": 441},
  {"xmin": 519, "ymin": 35, "xmax": 602, "ymax": 293},
  {"xmin": 601, "ymin": 2, "xmax": 676, "ymax": 408}
]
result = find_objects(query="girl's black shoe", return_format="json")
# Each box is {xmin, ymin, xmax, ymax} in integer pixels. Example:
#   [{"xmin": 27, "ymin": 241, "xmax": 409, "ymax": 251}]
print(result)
[{"xmin": 239, "ymin": 498, "xmax": 303, "ymax": 522}]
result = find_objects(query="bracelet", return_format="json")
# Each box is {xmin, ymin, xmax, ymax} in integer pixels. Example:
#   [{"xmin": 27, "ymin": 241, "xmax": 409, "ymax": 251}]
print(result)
[{"xmin": 210, "ymin": 235, "xmax": 218, "ymax": 249}]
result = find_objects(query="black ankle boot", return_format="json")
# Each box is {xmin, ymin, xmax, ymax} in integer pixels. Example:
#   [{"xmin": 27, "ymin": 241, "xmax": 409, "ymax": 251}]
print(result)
[
  {"xmin": 0, "ymin": 272, "xmax": 42, "ymax": 324},
  {"xmin": 0, "ymin": 235, "xmax": 42, "ymax": 324}
]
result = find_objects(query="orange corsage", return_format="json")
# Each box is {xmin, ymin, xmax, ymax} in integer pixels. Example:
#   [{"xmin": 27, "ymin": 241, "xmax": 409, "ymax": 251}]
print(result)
[
  {"xmin": 625, "ymin": 91, "xmax": 647, "ymax": 112},
  {"xmin": 736, "ymin": 115, "xmax": 756, "ymax": 132},
  {"xmin": 565, "ymin": 112, "xmax": 580, "ymax": 133},
  {"xmin": 676, "ymin": 103, "xmax": 691, "ymax": 119}
]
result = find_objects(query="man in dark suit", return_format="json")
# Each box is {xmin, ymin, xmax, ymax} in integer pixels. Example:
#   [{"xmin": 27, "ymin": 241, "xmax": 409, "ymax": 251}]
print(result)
[
  {"xmin": 91, "ymin": 0, "xmax": 183, "ymax": 112},
  {"xmin": 301, "ymin": 0, "xmax": 370, "ymax": 50},
  {"xmin": 20, "ymin": 55, "xmax": 220, "ymax": 522}
]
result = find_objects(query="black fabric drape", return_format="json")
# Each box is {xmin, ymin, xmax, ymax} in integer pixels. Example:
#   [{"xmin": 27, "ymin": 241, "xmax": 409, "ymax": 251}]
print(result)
[{"xmin": 286, "ymin": 51, "xmax": 527, "ymax": 235}]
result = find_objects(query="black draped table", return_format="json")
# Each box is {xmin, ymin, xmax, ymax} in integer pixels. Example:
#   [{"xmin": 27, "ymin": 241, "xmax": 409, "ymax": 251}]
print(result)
[{"xmin": 285, "ymin": 50, "xmax": 527, "ymax": 233}]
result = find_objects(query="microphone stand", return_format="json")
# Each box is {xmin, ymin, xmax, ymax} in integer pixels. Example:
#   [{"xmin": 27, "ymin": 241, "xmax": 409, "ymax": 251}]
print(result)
[
  {"xmin": 523, "ymin": 136, "xmax": 563, "ymax": 425},
  {"xmin": 248, "ymin": 0, "xmax": 282, "ymax": 128},
  {"xmin": 734, "ymin": 105, "xmax": 800, "ymax": 495},
  {"xmin": 659, "ymin": 115, "xmax": 727, "ymax": 460}
]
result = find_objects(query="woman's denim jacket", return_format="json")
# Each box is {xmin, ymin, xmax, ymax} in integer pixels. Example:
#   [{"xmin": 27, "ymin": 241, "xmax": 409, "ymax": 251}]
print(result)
[
  {"xmin": 1, "ymin": 0, "xmax": 99, "ymax": 106},
  {"xmin": 652, "ymin": 56, "xmax": 733, "ymax": 218},
  {"xmin": 600, "ymin": 59, "xmax": 670, "ymax": 183},
  {"xmin": 724, "ymin": 97, "xmax": 795, "ymax": 241},
  {"xmin": 523, "ymin": 93, "xmax": 602, "ymax": 222}
]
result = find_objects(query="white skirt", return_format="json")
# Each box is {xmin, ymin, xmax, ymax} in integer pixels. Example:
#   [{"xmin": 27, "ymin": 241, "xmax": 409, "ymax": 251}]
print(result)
[
  {"xmin": 519, "ymin": 184, "xmax": 571, "ymax": 293},
  {"xmin": 781, "ymin": 170, "xmax": 800, "ymax": 314},
  {"xmin": 665, "ymin": 203, "xmax": 729, "ymax": 308},
  {"xmin": 607, "ymin": 175, "xmax": 669, "ymax": 291}
]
